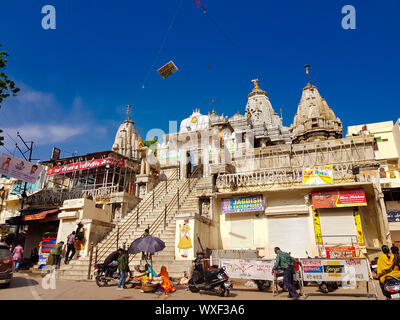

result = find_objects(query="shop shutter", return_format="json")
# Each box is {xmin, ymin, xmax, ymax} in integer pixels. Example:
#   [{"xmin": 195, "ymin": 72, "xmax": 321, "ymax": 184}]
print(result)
[
  {"xmin": 268, "ymin": 215, "xmax": 310, "ymax": 258},
  {"xmin": 230, "ymin": 217, "xmax": 254, "ymax": 249},
  {"xmin": 318, "ymin": 208, "xmax": 358, "ymax": 246}
]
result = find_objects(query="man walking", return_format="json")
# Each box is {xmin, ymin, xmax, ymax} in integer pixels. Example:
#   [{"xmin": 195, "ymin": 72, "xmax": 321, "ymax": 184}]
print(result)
[
  {"xmin": 65, "ymin": 231, "xmax": 76, "ymax": 264},
  {"xmin": 51, "ymin": 241, "xmax": 64, "ymax": 269},
  {"xmin": 117, "ymin": 248, "xmax": 128, "ymax": 290},
  {"xmin": 272, "ymin": 247, "xmax": 301, "ymax": 299}
]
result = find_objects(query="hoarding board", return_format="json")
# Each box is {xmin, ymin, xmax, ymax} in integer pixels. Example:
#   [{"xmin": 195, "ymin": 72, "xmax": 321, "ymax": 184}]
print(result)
[
  {"xmin": 300, "ymin": 258, "xmax": 370, "ymax": 282},
  {"xmin": 221, "ymin": 195, "xmax": 264, "ymax": 214},
  {"xmin": 0, "ymin": 153, "xmax": 43, "ymax": 184},
  {"xmin": 325, "ymin": 247, "xmax": 356, "ymax": 258},
  {"xmin": 303, "ymin": 165, "xmax": 333, "ymax": 185},
  {"xmin": 219, "ymin": 258, "xmax": 275, "ymax": 281},
  {"xmin": 311, "ymin": 188, "xmax": 367, "ymax": 208}
]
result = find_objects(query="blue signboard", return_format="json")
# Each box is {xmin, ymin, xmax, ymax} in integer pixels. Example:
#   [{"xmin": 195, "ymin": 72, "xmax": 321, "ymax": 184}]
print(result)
[
  {"xmin": 387, "ymin": 210, "xmax": 400, "ymax": 222},
  {"xmin": 221, "ymin": 195, "xmax": 264, "ymax": 214}
]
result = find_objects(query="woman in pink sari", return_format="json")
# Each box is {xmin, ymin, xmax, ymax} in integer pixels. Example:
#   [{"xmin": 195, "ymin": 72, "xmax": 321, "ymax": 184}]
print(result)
[{"xmin": 12, "ymin": 244, "xmax": 24, "ymax": 272}]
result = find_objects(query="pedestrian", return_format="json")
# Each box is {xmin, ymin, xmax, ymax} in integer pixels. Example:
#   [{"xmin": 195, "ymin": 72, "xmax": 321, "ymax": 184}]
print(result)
[
  {"xmin": 12, "ymin": 244, "xmax": 24, "ymax": 272},
  {"xmin": 140, "ymin": 228, "xmax": 151, "ymax": 267},
  {"xmin": 117, "ymin": 248, "xmax": 128, "ymax": 290},
  {"xmin": 64, "ymin": 231, "xmax": 76, "ymax": 264},
  {"xmin": 74, "ymin": 222, "xmax": 85, "ymax": 259},
  {"xmin": 272, "ymin": 247, "xmax": 301, "ymax": 299},
  {"xmin": 51, "ymin": 241, "xmax": 64, "ymax": 268}
]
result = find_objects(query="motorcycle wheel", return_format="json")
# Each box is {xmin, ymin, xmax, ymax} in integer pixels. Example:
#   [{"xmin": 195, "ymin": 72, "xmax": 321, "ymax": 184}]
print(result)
[
  {"xmin": 218, "ymin": 286, "xmax": 227, "ymax": 297},
  {"xmin": 319, "ymin": 283, "xmax": 329, "ymax": 294},
  {"xmin": 223, "ymin": 289, "xmax": 230, "ymax": 297},
  {"xmin": 255, "ymin": 280, "xmax": 271, "ymax": 292},
  {"xmin": 95, "ymin": 272, "xmax": 108, "ymax": 287},
  {"xmin": 188, "ymin": 285, "xmax": 200, "ymax": 293}
]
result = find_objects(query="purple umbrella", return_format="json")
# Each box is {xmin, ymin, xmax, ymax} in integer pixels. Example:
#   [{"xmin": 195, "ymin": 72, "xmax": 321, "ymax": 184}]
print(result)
[{"xmin": 129, "ymin": 236, "xmax": 165, "ymax": 254}]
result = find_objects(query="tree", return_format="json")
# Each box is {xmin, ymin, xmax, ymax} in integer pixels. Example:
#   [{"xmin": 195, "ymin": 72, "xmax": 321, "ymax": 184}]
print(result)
[
  {"xmin": 0, "ymin": 43, "xmax": 20, "ymax": 147},
  {"xmin": 0, "ymin": 43, "xmax": 20, "ymax": 108},
  {"xmin": 143, "ymin": 137, "xmax": 158, "ymax": 156}
]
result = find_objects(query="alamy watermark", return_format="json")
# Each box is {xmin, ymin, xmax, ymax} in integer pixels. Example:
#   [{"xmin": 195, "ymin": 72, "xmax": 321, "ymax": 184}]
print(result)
[{"xmin": 342, "ymin": 5, "xmax": 356, "ymax": 30}]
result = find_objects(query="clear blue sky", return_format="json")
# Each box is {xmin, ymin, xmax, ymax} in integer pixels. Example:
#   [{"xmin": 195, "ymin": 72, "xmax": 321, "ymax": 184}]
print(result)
[{"xmin": 0, "ymin": 0, "xmax": 399, "ymax": 161}]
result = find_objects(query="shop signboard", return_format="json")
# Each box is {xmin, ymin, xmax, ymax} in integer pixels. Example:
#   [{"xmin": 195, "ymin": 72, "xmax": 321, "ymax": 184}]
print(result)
[
  {"xmin": 387, "ymin": 210, "xmax": 400, "ymax": 222},
  {"xmin": 46, "ymin": 158, "xmax": 125, "ymax": 176},
  {"xmin": 325, "ymin": 247, "xmax": 356, "ymax": 258},
  {"xmin": 303, "ymin": 165, "xmax": 333, "ymax": 185},
  {"xmin": 0, "ymin": 153, "xmax": 43, "ymax": 184},
  {"xmin": 300, "ymin": 258, "xmax": 370, "ymax": 282},
  {"xmin": 219, "ymin": 258, "xmax": 275, "ymax": 281},
  {"xmin": 221, "ymin": 195, "xmax": 264, "ymax": 214},
  {"xmin": 311, "ymin": 188, "xmax": 367, "ymax": 208}
]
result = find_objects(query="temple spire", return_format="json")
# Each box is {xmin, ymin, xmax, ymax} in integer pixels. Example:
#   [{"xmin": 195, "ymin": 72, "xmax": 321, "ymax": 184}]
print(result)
[
  {"xmin": 304, "ymin": 64, "xmax": 312, "ymax": 84},
  {"xmin": 251, "ymin": 78, "xmax": 260, "ymax": 90},
  {"xmin": 126, "ymin": 105, "xmax": 132, "ymax": 121}
]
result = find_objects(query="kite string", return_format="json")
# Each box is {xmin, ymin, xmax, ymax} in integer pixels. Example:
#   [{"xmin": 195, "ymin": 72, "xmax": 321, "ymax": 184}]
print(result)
[{"xmin": 141, "ymin": 0, "xmax": 184, "ymax": 88}]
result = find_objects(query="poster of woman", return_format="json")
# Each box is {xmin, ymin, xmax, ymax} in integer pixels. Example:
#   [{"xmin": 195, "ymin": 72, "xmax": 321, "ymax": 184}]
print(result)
[{"xmin": 177, "ymin": 219, "xmax": 192, "ymax": 258}]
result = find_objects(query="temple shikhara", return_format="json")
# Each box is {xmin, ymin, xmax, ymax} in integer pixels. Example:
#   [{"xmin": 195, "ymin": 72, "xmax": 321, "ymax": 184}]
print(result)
[{"xmin": 1, "ymin": 68, "xmax": 400, "ymax": 281}]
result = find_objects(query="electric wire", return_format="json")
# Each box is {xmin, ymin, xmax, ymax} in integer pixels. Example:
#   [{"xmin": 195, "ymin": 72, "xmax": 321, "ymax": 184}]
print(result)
[{"xmin": 141, "ymin": 0, "xmax": 184, "ymax": 89}]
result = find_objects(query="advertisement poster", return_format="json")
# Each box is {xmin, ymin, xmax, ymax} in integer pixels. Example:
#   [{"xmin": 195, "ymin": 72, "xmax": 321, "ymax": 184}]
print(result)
[
  {"xmin": 353, "ymin": 208, "xmax": 366, "ymax": 247},
  {"xmin": 221, "ymin": 195, "xmax": 264, "ymax": 214},
  {"xmin": 46, "ymin": 158, "xmax": 125, "ymax": 176},
  {"xmin": 0, "ymin": 153, "xmax": 43, "ymax": 184},
  {"xmin": 303, "ymin": 165, "xmax": 333, "ymax": 185},
  {"xmin": 219, "ymin": 258, "xmax": 275, "ymax": 281},
  {"xmin": 325, "ymin": 247, "xmax": 356, "ymax": 258},
  {"xmin": 312, "ymin": 207, "xmax": 323, "ymax": 245},
  {"xmin": 311, "ymin": 188, "xmax": 367, "ymax": 208},
  {"xmin": 38, "ymin": 253, "xmax": 49, "ymax": 270},
  {"xmin": 300, "ymin": 258, "xmax": 370, "ymax": 282}
]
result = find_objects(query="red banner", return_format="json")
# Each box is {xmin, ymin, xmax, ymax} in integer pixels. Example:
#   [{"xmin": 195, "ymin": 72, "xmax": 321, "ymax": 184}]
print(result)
[
  {"xmin": 312, "ymin": 188, "xmax": 367, "ymax": 208},
  {"xmin": 46, "ymin": 158, "xmax": 125, "ymax": 176},
  {"xmin": 325, "ymin": 247, "xmax": 356, "ymax": 258}
]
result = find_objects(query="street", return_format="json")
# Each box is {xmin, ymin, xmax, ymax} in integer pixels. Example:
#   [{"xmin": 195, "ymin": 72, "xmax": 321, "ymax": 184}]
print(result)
[{"xmin": 0, "ymin": 272, "xmax": 386, "ymax": 300}]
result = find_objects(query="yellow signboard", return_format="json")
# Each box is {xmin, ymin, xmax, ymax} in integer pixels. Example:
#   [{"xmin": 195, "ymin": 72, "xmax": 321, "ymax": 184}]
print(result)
[
  {"xmin": 353, "ymin": 208, "xmax": 365, "ymax": 247},
  {"xmin": 312, "ymin": 207, "xmax": 323, "ymax": 245},
  {"xmin": 303, "ymin": 165, "xmax": 334, "ymax": 185}
]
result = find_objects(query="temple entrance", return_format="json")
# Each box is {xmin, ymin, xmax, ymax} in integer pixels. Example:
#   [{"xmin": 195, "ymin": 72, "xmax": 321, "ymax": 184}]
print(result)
[{"xmin": 186, "ymin": 151, "xmax": 194, "ymax": 178}]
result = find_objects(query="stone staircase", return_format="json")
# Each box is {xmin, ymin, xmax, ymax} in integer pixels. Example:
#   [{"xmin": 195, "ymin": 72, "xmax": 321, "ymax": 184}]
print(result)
[{"xmin": 56, "ymin": 170, "xmax": 201, "ymax": 280}]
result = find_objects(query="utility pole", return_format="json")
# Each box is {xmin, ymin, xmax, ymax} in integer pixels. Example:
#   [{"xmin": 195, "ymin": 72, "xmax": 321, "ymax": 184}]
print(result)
[{"xmin": 14, "ymin": 132, "xmax": 38, "ymax": 236}]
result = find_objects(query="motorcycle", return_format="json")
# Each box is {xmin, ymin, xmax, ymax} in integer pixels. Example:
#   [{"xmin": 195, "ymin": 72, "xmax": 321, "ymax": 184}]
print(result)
[
  {"xmin": 94, "ymin": 262, "xmax": 132, "ymax": 287},
  {"xmin": 188, "ymin": 259, "xmax": 232, "ymax": 297},
  {"xmin": 383, "ymin": 275, "xmax": 400, "ymax": 300}
]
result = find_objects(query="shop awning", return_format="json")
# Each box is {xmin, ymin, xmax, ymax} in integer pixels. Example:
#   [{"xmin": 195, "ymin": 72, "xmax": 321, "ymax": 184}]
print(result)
[{"xmin": 23, "ymin": 209, "xmax": 59, "ymax": 221}]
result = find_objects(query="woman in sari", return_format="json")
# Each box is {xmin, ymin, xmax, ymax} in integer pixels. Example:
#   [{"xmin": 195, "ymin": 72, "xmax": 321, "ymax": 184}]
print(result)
[
  {"xmin": 157, "ymin": 266, "xmax": 176, "ymax": 294},
  {"xmin": 377, "ymin": 245, "xmax": 400, "ymax": 298}
]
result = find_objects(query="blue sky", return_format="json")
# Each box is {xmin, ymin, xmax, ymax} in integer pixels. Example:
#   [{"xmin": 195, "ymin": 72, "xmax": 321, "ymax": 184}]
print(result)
[{"xmin": 0, "ymin": 0, "xmax": 399, "ymax": 161}]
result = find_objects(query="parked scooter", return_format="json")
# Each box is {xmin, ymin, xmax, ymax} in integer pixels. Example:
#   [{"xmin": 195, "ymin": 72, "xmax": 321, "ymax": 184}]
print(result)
[
  {"xmin": 188, "ymin": 253, "xmax": 233, "ymax": 297},
  {"xmin": 94, "ymin": 262, "xmax": 132, "ymax": 287},
  {"xmin": 383, "ymin": 275, "xmax": 400, "ymax": 300}
]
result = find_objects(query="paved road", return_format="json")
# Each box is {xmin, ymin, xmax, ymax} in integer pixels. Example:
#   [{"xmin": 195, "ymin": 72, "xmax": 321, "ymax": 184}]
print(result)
[{"xmin": 0, "ymin": 272, "xmax": 385, "ymax": 300}]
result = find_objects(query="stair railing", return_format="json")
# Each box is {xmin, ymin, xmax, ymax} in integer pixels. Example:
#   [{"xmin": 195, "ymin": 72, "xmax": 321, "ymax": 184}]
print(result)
[{"xmin": 94, "ymin": 168, "xmax": 179, "ymax": 262}]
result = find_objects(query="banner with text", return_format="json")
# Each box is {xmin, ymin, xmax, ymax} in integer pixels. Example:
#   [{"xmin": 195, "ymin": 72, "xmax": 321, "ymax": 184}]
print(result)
[
  {"xmin": 300, "ymin": 258, "xmax": 370, "ymax": 282},
  {"xmin": 46, "ymin": 158, "xmax": 125, "ymax": 176},
  {"xmin": 221, "ymin": 195, "xmax": 264, "ymax": 214},
  {"xmin": 0, "ymin": 153, "xmax": 43, "ymax": 184},
  {"xmin": 303, "ymin": 165, "xmax": 334, "ymax": 185},
  {"xmin": 312, "ymin": 188, "xmax": 367, "ymax": 208},
  {"xmin": 219, "ymin": 258, "xmax": 275, "ymax": 281}
]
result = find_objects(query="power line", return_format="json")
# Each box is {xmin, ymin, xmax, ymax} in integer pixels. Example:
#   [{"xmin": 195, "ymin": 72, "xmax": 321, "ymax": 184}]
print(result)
[{"xmin": 141, "ymin": 0, "xmax": 184, "ymax": 88}]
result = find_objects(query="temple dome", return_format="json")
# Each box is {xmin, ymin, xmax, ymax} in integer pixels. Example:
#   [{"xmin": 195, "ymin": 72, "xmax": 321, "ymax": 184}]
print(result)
[
  {"xmin": 290, "ymin": 82, "xmax": 342, "ymax": 143},
  {"xmin": 179, "ymin": 108, "xmax": 210, "ymax": 133}
]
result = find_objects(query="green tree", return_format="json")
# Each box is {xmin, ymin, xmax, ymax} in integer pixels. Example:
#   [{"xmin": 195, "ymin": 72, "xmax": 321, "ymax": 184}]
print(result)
[
  {"xmin": 0, "ymin": 43, "xmax": 20, "ymax": 146},
  {"xmin": 143, "ymin": 137, "xmax": 158, "ymax": 156},
  {"xmin": 0, "ymin": 43, "xmax": 20, "ymax": 108}
]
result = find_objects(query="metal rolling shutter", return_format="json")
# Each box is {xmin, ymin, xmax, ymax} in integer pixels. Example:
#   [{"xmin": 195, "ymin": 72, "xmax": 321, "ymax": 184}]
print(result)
[
  {"xmin": 230, "ymin": 217, "xmax": 254, "ymax": 249},
  {"xmin": 268, "ymin": 215, "xmax": 311, "ymax": 258},
  {"xmin": 318, "ymin": 208, "xmax": 358, "ymax": 246}
]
